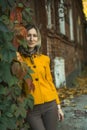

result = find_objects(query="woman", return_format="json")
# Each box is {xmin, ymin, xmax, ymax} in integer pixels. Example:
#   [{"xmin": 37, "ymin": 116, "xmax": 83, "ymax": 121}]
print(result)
[{"xmin": 18, "ymin": 24, "xmax": 64, "ymax": 130}]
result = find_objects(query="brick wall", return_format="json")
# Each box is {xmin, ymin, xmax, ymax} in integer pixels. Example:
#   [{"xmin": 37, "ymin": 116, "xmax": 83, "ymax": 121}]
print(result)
[{"xmin": 28, "ymin": 0, "xmax": 87, "ymax": 87}]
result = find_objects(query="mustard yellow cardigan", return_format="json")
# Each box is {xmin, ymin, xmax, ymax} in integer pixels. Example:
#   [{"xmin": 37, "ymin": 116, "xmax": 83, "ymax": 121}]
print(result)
[{"xmin": 22, "ymin": 54, "xmax": 60, "ymax": 105}]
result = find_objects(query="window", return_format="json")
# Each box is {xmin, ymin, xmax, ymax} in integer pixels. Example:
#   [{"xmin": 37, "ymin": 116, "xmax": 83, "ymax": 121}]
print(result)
[
  {"xmin": 45, "ymin": 0, "xmax": 74, "ymax": 41},
  {"xmin": 77, "ymin": 16, "xmax": 81, "ymax": 43},
  {"xmin": 58, "ymin": 0, "xmax": 65, "ymax": 35},
  {"xmin": 45, "ymin": 0, "xmax": 55, "ymax": 30},
  {"xmin": 45, "ymin": 0, "xmax": 52, "ymax": 29},
  {"xmin": 77, "ymin": 16, "xmax": 83, "ymax": 45},
  {"xmin": 69, "ymin": 7, "xmax": 74, "ymax": 41}
]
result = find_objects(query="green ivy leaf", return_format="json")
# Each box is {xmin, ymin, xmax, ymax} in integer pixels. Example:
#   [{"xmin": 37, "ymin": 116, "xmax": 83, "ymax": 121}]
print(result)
[
  {"xmin": 19, "ymin": 38, "xmax": 28, "ymax": 48},
  {"xmin": 0, "ymin": 62, "xmax": 18, "ymax": 86},
  {"xmin": 0, "ymin": 0, "xmax": 8, "ymax": 11},
  {"xmin": 22, "ymin": 7, "xmax": 33, "ymax": 23},
  {"xmin": 0, "ymin": 15, "xmax": 10, "ymax": 25},
  {"xmin": 22, "ymin": 122, "xmax": 30, "ymax": 130},
  {"xmin": 18, "ymin": 2, "xmax": 24, "ymax": 8},
  {"xmin": 5, "ymin": 112, "xmax": 13, "ymax": 118},
  {"xmin": 6, "ymin": 117, "xmax": 17, "ymax": 129},
  {"xmin": 0, "ymin": 46, "xmax": 16, "ymax": 62},
  {"xmin": 0, "ymin": 124, "xmax": 7, "ymax": 130},
  {"xmin": 24, "ymin": 94, "xmax": 34, "ymax": 110},
  {"xmin": 11, "ymin": 104, "xmax": 18, "ymax": 113},
  {"xmin": 0, "ymin": 116, "xmax": 17, "ymax": 130},
  {"xmin": 13, "ymin": 85, "xmax": 22, "ymax": 96},
  {"xmin": 0, "ymin": 31, "xmax": 14, "ymax": 45},
  {"xmin": 0, "ymin": 85, "xmax": 7, "ymax": 95},
  {"xmin": 0, "ymin": 21, "xmax": 9, "ymax": 32},
  {"xmin": 14, "ymin": 104, "xmax": 26, "ymax": 118},
  {"xmin": 7, "ymin": 0, "xmax": 15, "ymax": 7},
  {"xmin": 27, "ymin": 95, "xmax": 34, "ymax": 110}
]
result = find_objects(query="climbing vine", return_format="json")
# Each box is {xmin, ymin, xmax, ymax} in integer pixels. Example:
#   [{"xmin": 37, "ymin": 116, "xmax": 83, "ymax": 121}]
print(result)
[{"xmin": 0, "ymin": 0, "xmax": 33, "ymax": 130}]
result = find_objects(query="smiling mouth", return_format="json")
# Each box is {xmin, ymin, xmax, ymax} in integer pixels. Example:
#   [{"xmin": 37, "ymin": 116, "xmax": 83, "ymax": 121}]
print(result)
[
  {"xmin": 29, "ymin": 42, "xmax": 34, "ymax": 44},
  {"xmin": 28, "ymin": 43, "xmax": 35, "ymax": 46}
]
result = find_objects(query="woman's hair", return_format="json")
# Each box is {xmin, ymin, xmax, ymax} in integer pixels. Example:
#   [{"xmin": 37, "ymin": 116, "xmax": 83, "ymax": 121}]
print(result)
[{"xmin": 25, "ymin": 24, "xmax": 41, "ymax": 49}]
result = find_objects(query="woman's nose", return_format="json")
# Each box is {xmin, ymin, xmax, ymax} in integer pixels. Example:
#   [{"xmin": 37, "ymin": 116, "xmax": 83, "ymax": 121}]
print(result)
[{"xmin": 30, "ymin": 35, "xmax": 34, "ymax": 40}]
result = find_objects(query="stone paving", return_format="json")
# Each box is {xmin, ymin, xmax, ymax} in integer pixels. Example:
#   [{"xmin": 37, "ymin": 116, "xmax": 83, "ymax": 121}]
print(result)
[{"xmin": 56, "ymin": 95, "xmax": 87, "ymax": 130}]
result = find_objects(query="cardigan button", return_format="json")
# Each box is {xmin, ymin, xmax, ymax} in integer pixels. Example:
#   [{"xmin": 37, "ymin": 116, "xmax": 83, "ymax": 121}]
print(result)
[
  {"xmin": 34, "ymin": 55, "xmax": 36, "ymax": 58},
  {"xmin": 33, "ymin": 65, "xmax": 36, "ymax": 68},
  {"xmin": 35, "ymin": 78, "xmax": 39, "ymax": 81}
]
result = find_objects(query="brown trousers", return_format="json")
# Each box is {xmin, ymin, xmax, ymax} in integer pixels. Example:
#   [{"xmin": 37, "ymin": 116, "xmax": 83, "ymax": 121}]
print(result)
[{"xmin": 26, "ymin": 100, "xmax": 58, "ymax": 130}]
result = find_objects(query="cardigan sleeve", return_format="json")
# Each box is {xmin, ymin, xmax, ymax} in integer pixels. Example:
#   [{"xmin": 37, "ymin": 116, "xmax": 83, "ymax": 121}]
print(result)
[{"xmin": 45, "ymin": 56, "xmax": 60, "ymax": 104}]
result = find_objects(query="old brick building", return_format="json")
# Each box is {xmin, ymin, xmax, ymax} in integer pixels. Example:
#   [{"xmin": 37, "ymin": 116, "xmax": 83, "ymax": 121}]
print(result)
[{"xmin": 27, "ymin": 0, "xmax": 87, "ymax": 87}]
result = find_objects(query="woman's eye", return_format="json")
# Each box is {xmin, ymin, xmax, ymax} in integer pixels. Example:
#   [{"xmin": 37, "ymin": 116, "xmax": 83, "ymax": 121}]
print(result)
[
  {"xmin": 33, "ymin": 34, "xmax": 38, "ymax": 37},
  {"xmin": 28, "ymin": 34, "xmax": 37, "ymax": 37}
]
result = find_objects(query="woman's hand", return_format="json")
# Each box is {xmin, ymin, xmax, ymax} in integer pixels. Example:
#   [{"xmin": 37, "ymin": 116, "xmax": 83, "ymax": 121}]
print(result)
[{"xmin": 57, "ymin": 105, "xmax": 64, "ymax": 121}]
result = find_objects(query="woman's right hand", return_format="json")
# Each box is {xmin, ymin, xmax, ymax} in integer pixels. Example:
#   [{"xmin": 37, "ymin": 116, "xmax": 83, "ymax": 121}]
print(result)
[
  {"xmin": 57, "ymin": 105, "xmax": 64, "ymax": 121},
  {"xmin": 57, "ymin": 108, "xmax": 64, "ymax": 121}
]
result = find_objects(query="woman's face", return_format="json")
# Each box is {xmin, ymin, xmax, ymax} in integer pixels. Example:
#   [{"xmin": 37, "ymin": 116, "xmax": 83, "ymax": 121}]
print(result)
[{"xmin": 26, "ymin": 28, "xmax": 38, "ymax": 49}]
